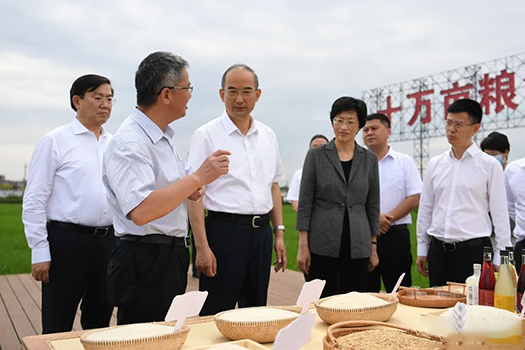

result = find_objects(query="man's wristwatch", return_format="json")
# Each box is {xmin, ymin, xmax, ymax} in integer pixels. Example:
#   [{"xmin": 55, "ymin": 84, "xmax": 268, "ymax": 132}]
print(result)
[{"xmin": 272, "ymin": 225, "xmax": 285, "ymax": 233}]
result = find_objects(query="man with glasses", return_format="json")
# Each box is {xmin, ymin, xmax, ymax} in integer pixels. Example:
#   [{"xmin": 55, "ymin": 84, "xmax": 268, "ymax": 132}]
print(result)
[
  {"xmin": 416, "ymin": 98, "xmax": 511, "ymax": 286},
  {"xmin": 103, "ymin": 52, "xmax": 230, "ymax": 324},
  {"xmin": 23, "ymin": 74, "xmax": 117, "ymax": 333},
  {"xmin": 187, "ymin": 64, "xmax": 287, "ymax": 315}
]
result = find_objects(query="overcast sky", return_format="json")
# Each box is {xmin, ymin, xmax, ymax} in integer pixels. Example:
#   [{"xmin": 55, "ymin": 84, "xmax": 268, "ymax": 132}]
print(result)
[{"xmin": 1, "ymin": 1, "xmax": 525, "ymax": 182}]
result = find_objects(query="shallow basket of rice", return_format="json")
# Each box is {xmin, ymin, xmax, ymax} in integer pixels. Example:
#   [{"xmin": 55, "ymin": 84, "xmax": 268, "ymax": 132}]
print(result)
[
  {"xmin": 314, "ymin": 292, "xmax": 398, "ymax": 325},
  {"xmin": 322, "ymin": 320, "xmax": 444, "ymax": 350},
  {"xmin": 79, "ymin": 321, "xmax": 189, "ymax": 350},
  {"xmin": 214, "ymin": 305, "xmax": 302, "ymax": 343}
]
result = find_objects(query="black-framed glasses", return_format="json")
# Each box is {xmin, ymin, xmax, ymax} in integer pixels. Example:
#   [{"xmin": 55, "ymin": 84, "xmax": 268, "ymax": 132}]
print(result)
[
  {"xmin": 158, "ymin": 85, "xmax": 193, "ymax": 95},
  {"xmin": 445, "ymin": 120, "xmax": 477, "ymax": 130}
]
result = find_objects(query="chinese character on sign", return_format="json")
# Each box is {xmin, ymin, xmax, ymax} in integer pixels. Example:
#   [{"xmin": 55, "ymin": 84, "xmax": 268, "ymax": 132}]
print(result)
[
  {"xmin": 440, "ymin": 82, "xmax": 474, "ymax": 118},
  {"xmin": 407, "ymin": 89, "xmax": 434, "ymax": 126},
  {"xmin": 479, "ymin": 69, "xmax": 519, "ymax": 115},
  {"xmin": 378, "ymin": 96, "xmax": 402, "ymax": 121}
]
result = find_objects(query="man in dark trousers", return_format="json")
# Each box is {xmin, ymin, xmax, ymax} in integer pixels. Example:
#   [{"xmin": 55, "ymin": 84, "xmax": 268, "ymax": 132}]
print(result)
[{"xmin": 23, "ymin": 74, "xmax": 117, "ymax": 333}]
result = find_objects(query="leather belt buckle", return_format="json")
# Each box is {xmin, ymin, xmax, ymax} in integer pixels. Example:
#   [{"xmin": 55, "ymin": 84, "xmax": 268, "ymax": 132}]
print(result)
[
  {"xmin": 94, "ymin": 227, "xmax": 110, "ymax": 236},
  {"xmin": 442, "ymin": 242, "xmax": 456, "ymax": 252},
  {"xmin": 252, "ymin": 216, "xmax": 261, "ymax": 228}
]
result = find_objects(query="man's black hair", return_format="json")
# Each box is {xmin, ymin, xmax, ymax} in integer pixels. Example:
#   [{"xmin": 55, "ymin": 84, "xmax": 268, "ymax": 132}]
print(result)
[
  {"xmin": 70, "ymin": 74, "xmax": 112, "ymax": 111},
  {"xmin": 366, "ymin": 113, "xmax": 391, "ymax": 129},
  {"xmin": 480, "ymin": 131, "xmax": 510, "ymax": 153},
  {"xmin": 447, "ymin": 98, "xmax": 483, "ymax": 124}
]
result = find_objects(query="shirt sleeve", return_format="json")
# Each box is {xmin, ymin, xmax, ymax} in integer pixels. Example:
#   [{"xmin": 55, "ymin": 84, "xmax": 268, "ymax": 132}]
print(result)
[
  {"xmin": 488, "ymin": 159, "xmax": 512, "ymax": 266},
  {"xmin": 22, "ymin": 135, "xmax": 58, "ymax": 264},
  {"xmin": 187, "ymin": 129, "xmax": 212, "ymax": 175},
  {"xmin": 286, "ymin": 169, "xmax": 302, "ymax": 202},
  {"xmin": 103, "ymin": 140, "xmax": 156, "ymax": 219},
  {"xmin": 271, "ymin": 131, "xmax": 286, "ymax": 183},
  {"xmin": 505, "ymin": 166, "xmax": 516, "ymax": 222},
  {"xmin": 416, "ymin": 159, "xmax": 435, "ymax": 257},
  {"xmin": 405, "ymin": 156, "xmax": 423, "ymax": 197}
]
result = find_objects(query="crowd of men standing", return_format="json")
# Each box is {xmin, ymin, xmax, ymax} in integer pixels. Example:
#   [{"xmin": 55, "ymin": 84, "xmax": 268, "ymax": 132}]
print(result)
[{"xmin": 21, "ymin": 51, "xmax": 525, "ymax": 335}]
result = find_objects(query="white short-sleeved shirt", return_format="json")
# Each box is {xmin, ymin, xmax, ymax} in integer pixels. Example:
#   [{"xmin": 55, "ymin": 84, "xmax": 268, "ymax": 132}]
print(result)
[
  {"xmin": 286, "ymin": 169, "xmax": 302, "ymax": 203},
  {"xmin": 187, "ymin": 111, "xmax": 286, "ymax": 215},
  {"xmin": 378, "ymin": 147, "xmax": 422, "ymax": 225},
  {"xmin": 23, "ymin": 118, "xmax": 113, "ymax": 263},
  {"xmin": 505, "ymin": 157, "xmax": 525, "ymax": 243},
  {"xmin": 102, "ymin": 108, "xmax": 190, "ymax": 238},
  {"xmin": 417, "ymin": 143, "xmax": 511, "ymax": 265}
]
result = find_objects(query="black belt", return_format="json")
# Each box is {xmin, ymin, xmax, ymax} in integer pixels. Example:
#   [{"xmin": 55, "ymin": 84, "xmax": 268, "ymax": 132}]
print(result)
[
  {"xmin": 388, "ymin": 224, "xmax": 408, "ymax": 231},
  {"xmin": 431, "ymin": 236, "xmax": 487, "ymax": 252},
  {"xmin": 120, "ymin": 234, "xmax": 189, "ymax": 247},
  {"xmin": 48, "ymin": 220, "xmax": 114, "ymax": 236},
  {"xmin": 207, "ymin": 211, "xmax": 270, "ymax": 228}
]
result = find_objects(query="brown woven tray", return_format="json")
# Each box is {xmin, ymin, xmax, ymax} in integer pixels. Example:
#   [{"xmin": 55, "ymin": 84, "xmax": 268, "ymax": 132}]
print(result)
[
  {"xmin": 315, "ymin": 293, "xmax": 398, "ymax": 325},
  {"xmin": 79, "ymin": 321, "xmax": 189, "ymax": 350},
  {"xmin": 214, "ymin": 305, "xmax": 302, "ymax": 343},
  {"xmin": 322, "ymin": 320, "xmax": 444, "ymax": 350},
  {"xmin": 398, "ymin": 283, "xmax": 466, "ymax": 308}
]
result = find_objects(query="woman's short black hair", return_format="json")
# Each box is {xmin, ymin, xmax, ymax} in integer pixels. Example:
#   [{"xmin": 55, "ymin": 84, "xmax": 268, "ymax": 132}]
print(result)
[
  {"xmin": 70, "ymin": 74, "xmax": 112, "ymax": 111},
  {"xmin": 330, "ymin": 97, "xmax": 368, "ymax": 128}
]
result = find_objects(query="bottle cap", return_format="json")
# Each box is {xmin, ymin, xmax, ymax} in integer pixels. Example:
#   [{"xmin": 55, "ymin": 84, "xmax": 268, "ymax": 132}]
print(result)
[
  {"xmin": 483, "ymin": 246, "xmax": 492, "ymax": 253},
  {"xmin": 506, "ymin": 246, "xmax": 513, "ymax": 250},
  {"xmin": 473, "ymin": 263, "xmax": 481, "ymax": 269},
  {"xmin": 501, "ymin": 250, "xmax": 509, "ymax": 256}
]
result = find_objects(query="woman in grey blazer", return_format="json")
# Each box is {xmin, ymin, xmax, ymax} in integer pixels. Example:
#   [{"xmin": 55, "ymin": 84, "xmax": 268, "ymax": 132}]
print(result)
[{"xmin": 296, "ymin": 97, "xmax": 380, "ymax": 297}]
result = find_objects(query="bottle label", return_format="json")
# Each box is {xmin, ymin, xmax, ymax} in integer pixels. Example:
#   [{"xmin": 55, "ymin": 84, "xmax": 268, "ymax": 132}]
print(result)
[
  {"xmin": 494, "ymin": 294, "xmax": 515, "ymax": 312},
  {"xmin": 479, "ymin": 289, "xmax": 494, "ymax": 306},
  {"xmin": 466, "ymin": 285, "xmax": 478, "ymax": 305}
]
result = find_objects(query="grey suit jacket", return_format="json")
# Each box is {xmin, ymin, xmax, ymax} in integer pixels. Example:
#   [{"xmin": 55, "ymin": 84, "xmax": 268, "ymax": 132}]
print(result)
[{"xmin": 296, "ymin": 139, "xmax": 380, "ymax": 259}]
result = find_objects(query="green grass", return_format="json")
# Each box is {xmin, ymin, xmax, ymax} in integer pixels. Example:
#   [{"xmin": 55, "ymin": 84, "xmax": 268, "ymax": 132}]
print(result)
[
  {"xmin": 0, "ymin": 203, "xmax": 429, "ymax": 288},
  {"xmin": 0, "ymin": 203, "xmax": 31, "ymax": 274}
]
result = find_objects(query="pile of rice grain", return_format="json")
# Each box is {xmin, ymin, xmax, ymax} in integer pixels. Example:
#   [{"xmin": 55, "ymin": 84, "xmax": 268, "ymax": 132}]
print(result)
[
  {"xmin": 322, "ymin": 292, "xmax": 388, "ymax": 309},
  {"xmin": 441, "ymin": 305, "xmax": 521, "ymax": 336},
  {"xmin": 218, "ymin": 308, "xmax": 299, "ymax": 322},
  {"xmin": 84, "ymin": 323, "xmax": 175, "ymax": 341},
  {"xmin": 335, "ymin": 329, "xmax": 441, "ymax": 350}
]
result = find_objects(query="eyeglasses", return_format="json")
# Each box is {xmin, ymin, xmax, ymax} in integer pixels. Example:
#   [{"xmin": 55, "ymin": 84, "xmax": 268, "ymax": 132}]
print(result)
[
  {"xmin": 84, "ymin": 95, "xmax": 115, "ymax": 106},
  {"xmin": 445, "ymin": 120, "xmax": 477, "ymax": 130},
  {"xmin": 159, "ymin": 85, "xmax": 194, "ymax": 95},
  {"xmin": 333, "ymin": 118, "xmax": 358, "ymax": 127},
  {"xmin": 224, "ymin": 89, "xmax": 256, "ymax": 99}
]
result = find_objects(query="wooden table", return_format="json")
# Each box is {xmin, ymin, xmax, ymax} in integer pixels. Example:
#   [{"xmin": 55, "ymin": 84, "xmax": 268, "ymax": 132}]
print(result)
[{"xmin": 21, "ymin": 304, "xmax": 524, "ymax": 350}]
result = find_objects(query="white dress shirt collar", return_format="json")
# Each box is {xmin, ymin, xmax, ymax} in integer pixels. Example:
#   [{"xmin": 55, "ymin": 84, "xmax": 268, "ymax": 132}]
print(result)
[
  {"xmin": 447, "ymin": 143, "xmax": 480, "ymax": 160},
  {"xmin": 130, "ymin": 107, "xmax": 175, "ymax": 144},
  {"xmin": 220, "ymin": 111, "xmax": 258, "ymax": 136},
  {"xmin": 71, "ymin": 117, "xmax": 109, "ymax": 138}
]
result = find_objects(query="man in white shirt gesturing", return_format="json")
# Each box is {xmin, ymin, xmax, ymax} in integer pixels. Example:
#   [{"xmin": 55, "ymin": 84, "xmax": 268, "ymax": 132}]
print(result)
[
  {"xmin": 416, "ymin": 98, "xmax": 511, "ymax": 286},
  {"xmin": 363, "ymin": 113, "xmax": 422, "ymax": 292},
  {"xmin": 187, "ymin": 64, "xmax": 287, "ymax": 316},
  {"xmin": 22, "ymin": 75, "xmax": 117, "ymax": 334}
]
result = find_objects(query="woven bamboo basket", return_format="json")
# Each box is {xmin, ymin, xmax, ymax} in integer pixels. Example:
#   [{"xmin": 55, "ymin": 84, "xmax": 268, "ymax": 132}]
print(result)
[
  {"xmin": 79, "ymin": 321, "xmax": 189, "ymax": 350},
  {"xmin": 322, "ymin": 320, "xmax": 444, "ymax": 350},
  {"xmin": 398, "ymin": 283, "xmax": 466, "ymax": 308},
  {"xmin": 315, "ymin": 293, "xmax": 398, "ymax": 325},
  {"xmin": 214, "ymin": 306, "xmax": 302, "ymax": 343}
]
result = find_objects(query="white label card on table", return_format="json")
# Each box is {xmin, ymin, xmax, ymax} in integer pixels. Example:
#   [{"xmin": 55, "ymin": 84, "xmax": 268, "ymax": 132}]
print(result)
[
  {"xmin": 388, "ymin": 273, "xmax": 405, "ymax": 302},
  {"xmin": 296, "ymin": 279, "xmax": 326, "ymax": 314},
  {"xmin": 450, "ymin": 302, "xmax": 467, "ymax": 333},
  {"xmin": 164, "ymin": 291, "xmax": 208, "ymax": 332},
  {"xmin": 273, "ymin": 313, "xmax": 316, "ymax": 350}
]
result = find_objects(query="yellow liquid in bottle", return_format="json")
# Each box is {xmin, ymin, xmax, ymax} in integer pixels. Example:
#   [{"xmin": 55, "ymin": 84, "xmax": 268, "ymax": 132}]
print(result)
[{"xmin": 494, "ymin": 262, "xmax": 515, "ymax": 312}]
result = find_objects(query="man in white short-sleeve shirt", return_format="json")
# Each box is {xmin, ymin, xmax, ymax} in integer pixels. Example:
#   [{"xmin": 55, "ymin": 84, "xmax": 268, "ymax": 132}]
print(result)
[
  {"xmin": 187, "ymin": 64, "xmax": 287, "ymax": 316},
  {"xmin": 416, "ymin": 99, "xmax": 511, "ymax": 286},
  {"xmin": 286, "ymin": 134, "xmax": 329, "ymax": 212},
  {"xmin": 362, "ymin": 113, "xmax": 422, "ymax": 292},
  {"xmin": 22, "ymin": 74, "xmax": 117, "ymax": 334},
  {"xmin": 103, "ymin": 52, "xmax": 229, "ymax": 325}
]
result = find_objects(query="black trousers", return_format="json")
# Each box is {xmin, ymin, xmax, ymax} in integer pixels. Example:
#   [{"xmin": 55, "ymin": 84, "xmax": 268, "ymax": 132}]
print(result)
[
  {"xmin": 367, "ymin": 225, "xmax": 412, "ymax": 292},
  {"xmin": 199, "ymin": 218, "xmax": 272, "ymax": 316},
  {"xmin": 107, "ymin": 239, "xmax": 189, "ymax": 325},
  {"xmin": 42, "ymin": 223, "xmax": 116, "ymax": 334},
  {"xmin": 428, "ymin": 237, "xmax": 490, "ymax": 287},
  {"xmin": 515, "ymin": 239, "xmax": 525, "ymax": 276}
]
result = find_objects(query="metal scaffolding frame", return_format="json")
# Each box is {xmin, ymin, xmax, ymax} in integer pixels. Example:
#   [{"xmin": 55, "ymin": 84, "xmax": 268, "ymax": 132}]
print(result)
[{"xmin": 362, "ymin": 52, "xmax": 525, "ymax": 177}]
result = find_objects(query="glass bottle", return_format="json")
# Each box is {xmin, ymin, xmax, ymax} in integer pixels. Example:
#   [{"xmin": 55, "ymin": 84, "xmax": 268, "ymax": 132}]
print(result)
[
  {"xmin": 479, "ymin": 247, "xmax": 496, "ymax": 306},
  {"xmin": 506, "ymin": 246, "xmax": 518, "ymax": 288},
  {"xmin": 465, "ymin": 263, "xmax": 481, "ymax": 305},
  {"xmin": 494, "ymin": 250, "xmax": 515, "ymax": 312},
  {"xmin": 517, "ymin": 249, "xmax": 525, "ymax": 313}
]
